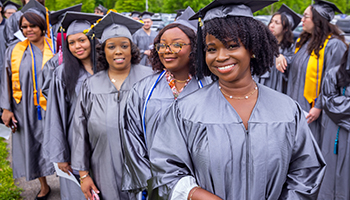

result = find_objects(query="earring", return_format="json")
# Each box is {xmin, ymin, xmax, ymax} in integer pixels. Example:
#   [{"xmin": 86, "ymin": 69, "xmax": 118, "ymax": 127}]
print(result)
[{"xmin": 252, "ymin": 54, "xmax": 256, "ymax": 58}]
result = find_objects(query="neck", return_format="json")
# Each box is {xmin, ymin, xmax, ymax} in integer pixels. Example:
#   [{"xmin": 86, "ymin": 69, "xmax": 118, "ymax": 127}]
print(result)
[
  {"xmin": 143, "ymin": 27, "xmax": 151, "ymax": 34},
  {"xmin": 168, "ymin": 68, "xmax": 190, "ymax": 81},
  {"xmin": 276, "ymin": 35, "xmax": 283, "ymax": 44},
  {"xmin": 31, "ymin": 37, "xmax": 45, "ymax": 50},
  {"xmin": 81, "ymin": 58, "xmax": 93, "ymax": 75},
  {"xmin": 218, "ymin": 74, "xmax": 256, "ymax": 97},
  {"xmin": 108, "ymin": 65, "xmax": 131, "ymax": 80}
]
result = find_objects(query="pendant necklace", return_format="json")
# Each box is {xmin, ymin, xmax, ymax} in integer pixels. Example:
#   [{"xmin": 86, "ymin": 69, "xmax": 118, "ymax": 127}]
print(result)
[{"xmin": 219, "ymin": 84, "xmax": 258, "ymax": 100}]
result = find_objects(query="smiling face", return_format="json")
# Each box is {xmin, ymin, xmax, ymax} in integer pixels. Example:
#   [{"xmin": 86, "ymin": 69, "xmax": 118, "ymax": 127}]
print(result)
[
  {"xmin": 205, "ymin": 34, "xmax": 252, "ymax": 84},
  {"xmin": 268, "ymin": 14, "xmax": 284, "ymax": 39},
  {"xmin": 67, "ymin": 32, "xmax": 91, "ymax": 62},
  {"xmin": 302, "ymin": 6, "xmax": 314, "ymax": 34},
  {"xmin": 21, "ymin": 17, "xmax": 43, "ymax": 43},
  {"xmin": 142, "ymin": 18, "xmax": 153, "ymax": 30},
  {"xmin": 158, "ymin": 27, "xmax": 191, "ymax": 74},
  {"xmin": 104, "ymin": 37, "xmax": 132, "ymax": 71}
]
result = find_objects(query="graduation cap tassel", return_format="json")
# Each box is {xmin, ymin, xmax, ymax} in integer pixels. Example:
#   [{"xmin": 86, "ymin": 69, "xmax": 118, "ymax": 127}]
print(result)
[
  {"xmin": 91, "ymin": 32, "xmax": 97, "ymax": 74},
  {"xmin": 196, "ymin": 10, "xmax": 204, "ymax": 79}
]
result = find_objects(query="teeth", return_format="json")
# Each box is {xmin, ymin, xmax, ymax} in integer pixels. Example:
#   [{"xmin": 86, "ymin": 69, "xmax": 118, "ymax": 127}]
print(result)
[
  {"xmin": 218, "ymin": 64, "xmax": 235, "ymax": 70},
  {"xmin": 115, "ymin": 59, "xmax": 124, "ymax": 61}
]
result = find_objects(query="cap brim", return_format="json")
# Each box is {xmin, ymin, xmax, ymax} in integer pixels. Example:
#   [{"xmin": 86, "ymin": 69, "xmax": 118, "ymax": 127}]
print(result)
[
  {"xmin": 50, "ymin": 4, "xmax": 82, "ymax": 25},
  {"xmin": 278, "ymin": 4, "xmax": 301, "ymax": 30},
  {"xmin": 3, "ymin": 1, "xmax": 21, "ymax": 10},
  {"xmin": 314, "ymin": 0, "xmax": 342, "ymax": 14},
  {"xmin": 21, "ymin": 0, "xmax": 46, "ymax": 16},
  {"xmin": 60, "ymin": 11, "xmax": 102, "ymax": 31}
]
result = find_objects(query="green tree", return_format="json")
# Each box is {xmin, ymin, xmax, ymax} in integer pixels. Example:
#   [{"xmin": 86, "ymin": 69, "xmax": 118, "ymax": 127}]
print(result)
[{"xmin": 114, "ymin": 0, "xmax": 145, "ymax": 12}]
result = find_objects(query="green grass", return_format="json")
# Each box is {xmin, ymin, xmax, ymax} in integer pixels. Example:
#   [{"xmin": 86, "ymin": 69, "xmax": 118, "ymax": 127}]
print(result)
[{"xmin": 0, "ymin": 138, "xmax": 23, "ymax": 200}]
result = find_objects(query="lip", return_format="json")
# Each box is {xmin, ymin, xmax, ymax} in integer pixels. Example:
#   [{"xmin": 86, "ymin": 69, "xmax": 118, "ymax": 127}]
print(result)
[
  {"xmin": 114, "ymin": 58, "xmax": 125, "ymax": 64},
  {"xmin": 216, "ymin": 63, "xmax": 236, "ymax": 73},
  {"xmin": 76, "ymin": 50, "xmax": 85, "ymax": 55},
  {"xmin": 163, "ymin": 57, "xmax": 177, "ymax": 62}
]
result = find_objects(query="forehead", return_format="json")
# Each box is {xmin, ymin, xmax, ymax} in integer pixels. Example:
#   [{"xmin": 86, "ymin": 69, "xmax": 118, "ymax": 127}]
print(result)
[
  {"xmin": 304, "ymin": 6, "xmax": 312, "ymax": 14},
  {"xmin": 67, "ymin": 32, "xmax": 88, "ymax": 40},
  {"xmin": 160, "ymin": 27, "xmax": 189, "ymax": 41},
  {"xmin": 105, "ymin": 37, "xmax": 130, "ymax": 43},
  {"xmin": 272, "ymin": 14, "xmax": 281, "ymax": 21}
]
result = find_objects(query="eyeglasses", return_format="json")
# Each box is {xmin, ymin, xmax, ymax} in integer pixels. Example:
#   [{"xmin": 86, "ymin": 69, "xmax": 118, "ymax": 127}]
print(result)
[
  {"xmin": 155, "ymin": 43, "xmax": 190, "ymax": 54},
  {"xmin": 20, "ymin": 24, "xmax": 38, "ymax": 30}
]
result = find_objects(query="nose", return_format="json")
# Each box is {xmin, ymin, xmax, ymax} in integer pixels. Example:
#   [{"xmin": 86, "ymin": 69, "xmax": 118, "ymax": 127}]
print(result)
[
  {"xmin": 301, "ymin": 16, "xmax": 305, "ymax": 22},
  {"xmin": 114, "ymin": 47, "xmax": 123, "ymax": 55},
  {"xmin": 164, "ymin": 45, "xmax": 173, "ymax": 54},
  {"xmin": 216, "ymin": 48, "xmax": 229, "ymax": 62}
]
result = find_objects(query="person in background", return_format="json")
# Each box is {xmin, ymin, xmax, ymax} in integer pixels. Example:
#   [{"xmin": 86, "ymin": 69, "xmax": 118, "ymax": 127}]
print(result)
[
  {"xmin": 130, "ymin": 11, "xmax": 141, "ymax": 20},
  {"xmin": 286, "ymin": 0, "xmax": 347, "ymax": 146},
  {"xmin": 3, "ymin": 1, "xmax": 20, "ymax": 19},
  {"xmin": 255, "ymin": 4, "xmax": 300, "ymax": 94},
  {"xmin": 318, "ymin": 46, "xmax": 350, "ymax": 199},
  {"xmin": 122, "ymin": 6, "xmax": 211, "ymax": 199},
  {"xmin": 149, "ymin": 0, "xmax": 326, "ymax": 199},
  {"xmin": 71, "ymin": 11, "xmax": 153, "ymax": 200},
  {"xmin": 94, "ymin": 4, "xmax": 107, "ymax": 16},
  {"xmin": 0, "ymin": 1, "xmax": 6, "ymax": 81},
  {"xmin": 0, "ymin": 1, "xmax": 55, "ymax": 199},
  {"xmin": 43, "ymin": 11, "xmax": 102, "ymax": 200},
  {"xmin": 4, "ymin": 0, "xmax": 47, "ymax": 47},
  {"xmin": 132, "ymin": 11, "xmax": 158, "ymax": 67}
]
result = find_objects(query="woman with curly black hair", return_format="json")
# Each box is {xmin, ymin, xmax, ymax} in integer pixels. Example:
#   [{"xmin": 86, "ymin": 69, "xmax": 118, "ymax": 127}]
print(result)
[
  {"xmin": 148, "ymin": 1, "xmax": 326, "ymax": 199},
  {"xmin": 286, "ymin": 0, "xmax": 347, "ymax": 146},
  {"xmin": 43, "ymin": 12, "xmax": 102, "ymax": 200},
  {"xmin": 70, "ymin": 12, "xmax": 153, "ymax": 200},
  {"xmin": 256, "ymin": 4, "xmax": 300, "ymax": 93},
  {"xmin": 121, "ymin": 7, "xmax": 212, "ymax": 199},
  {"xmin": 318, "ymin": 47, "xmax": 350, "ymax": 199}
]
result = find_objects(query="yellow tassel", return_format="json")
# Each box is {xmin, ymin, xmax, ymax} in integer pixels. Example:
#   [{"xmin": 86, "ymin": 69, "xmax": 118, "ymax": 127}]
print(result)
[{"xmin": 199, "ymin": 17, "xmax": 203, "ymax": 27}]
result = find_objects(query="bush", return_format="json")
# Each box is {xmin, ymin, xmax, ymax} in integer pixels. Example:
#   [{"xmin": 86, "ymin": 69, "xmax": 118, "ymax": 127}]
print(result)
[{"xmin": 0, "ymin": 138, "xmax": 22, "ymax": 199}]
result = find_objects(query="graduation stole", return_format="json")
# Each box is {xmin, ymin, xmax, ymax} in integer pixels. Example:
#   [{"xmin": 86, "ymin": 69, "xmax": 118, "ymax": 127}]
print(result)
[
  {"xmin": 295, "ymin": 35, "xmax": 331, "ymax": 107},
  {"xmin": 11, "ymin": 38, "xmax": 54, "ymax": 119}
]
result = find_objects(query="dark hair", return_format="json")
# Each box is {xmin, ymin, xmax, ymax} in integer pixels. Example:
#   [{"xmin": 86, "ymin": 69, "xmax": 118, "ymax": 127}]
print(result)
[
  {"xmin": 96, "ymin": 39, "xmax": 140, "ymax": 70},
  {"xmin": 150, "ymin": 23, "xmax": 197, "ymax": 76},
  {"xmin": 296, "ymin": 6, "xmax": 345, "ymax": 57},
  {"xmin": 198, "ymin": 16, "xmax": 279, "ymax": 80},
  {"xmin": 337, "ymin": 48, "xmax": 350, "ymax": 87},
  {"xmin": 21, "ymin": 0, "xmax": 45, "ymax": 6},
  {"xmin": 19, "ymin": 12, "xmax": 46, "ymax": 36},
  {"xmin": 62, "ymin": 35, "xmax": 101, "ymax": 96},
  {"xmin": 268, "ymin": 13, "xmax": 294, "ymax": 50}
]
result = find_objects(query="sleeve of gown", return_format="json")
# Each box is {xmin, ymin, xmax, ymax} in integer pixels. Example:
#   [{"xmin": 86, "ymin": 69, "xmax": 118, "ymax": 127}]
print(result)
[
  {"xmin": 43, "ymin": 71, "xmax": 70, "ymax": 163},
  {"xmin": 0, "ymin": 47, "xmax": 14, "ymax": 111},
  {"xmin": 321, "ymin": 69, "xmax": 350, "ymax": 129},
  {"xmin": 279, "ymin": 103, "xmax": 326, "ymax": 199},
  {"xmin": 315, "ymin": 39, "xmax": 347, "ymax": 109},
  {"xmin": 41, "ymin": 54, "xmax": 59, "ymax": 98},
  {"xmin": 149, "ymin": 101, "xmax": 196, "ymax": 199},
  {"xmin": 122, "ymin": 87, "xmax": 151, "ymax": 191},
  {"xmin": 71, "ymin": 81, "xmax": 92, "ymax": 171},
  {"xmin": 4, "ymin": 13, "xmax": 20, "ymax": 47}
]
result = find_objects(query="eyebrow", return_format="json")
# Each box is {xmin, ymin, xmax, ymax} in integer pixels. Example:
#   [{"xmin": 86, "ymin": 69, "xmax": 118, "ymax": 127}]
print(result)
[
  {"xmin": 160, "ymin": 38, "xmax": 182, "ymax": 41},
  {"xmin": 206, "ymin": 42, "xmax": 215, "ymax": 46}
]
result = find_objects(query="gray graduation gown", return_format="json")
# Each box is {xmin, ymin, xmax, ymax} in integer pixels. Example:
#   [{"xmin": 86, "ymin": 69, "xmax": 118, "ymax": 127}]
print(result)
[
  {"xmin": 0, "ymin": 43, "xmax": 54, "ymax": 181},
  {"xmin": 122, "ymin": 73, "xmax": 211, "ymax": 193},
  {"xmin": 255, "ymin": 44, "xmax": 294, "ymax": 94},
  {"xmin": 132, "ymin": 29, "xmax": 157, "ymax": 66},
  {"xmin": 318, "ymin": 66, "xmax": 350, "ymax": 200},
  {"xmin": 286, "ymin": 37, "xmax": 347, "ymax": 145},
  {"xmin": 44, "ymin": 64, "xmax": 90, "ymax": 200},
  {"xmin": 4, "ymin": 11, "xmax": 22, "ymax": 47},
  {"xmin": 149, "ymin": 82, "xmax": 326, "ymax": 200},
  {"xmin": 41, "ymin": 53, "xmax": 59, "ymax": 98},
  {"xmin": 71, "ymin": 64, "xmax": 153, "ymax": 200},
  {"xmin": 0, "ymin": 18, "xmax": 6, "ymax": 80}
]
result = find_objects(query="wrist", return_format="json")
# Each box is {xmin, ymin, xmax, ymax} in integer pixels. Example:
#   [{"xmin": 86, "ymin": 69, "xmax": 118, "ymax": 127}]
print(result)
[
  {"xmin": 188, "ymin": 186, "xmax": 201, "ymax": 200},
  {"xmin": 79, "ymin": 172, "xmax": 89, "ymax": 184}
]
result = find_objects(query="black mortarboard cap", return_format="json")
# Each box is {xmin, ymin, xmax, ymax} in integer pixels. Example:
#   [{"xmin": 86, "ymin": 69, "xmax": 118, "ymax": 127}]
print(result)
[
  {"xmin": 189, "ymin": 0, "xmax": 278, "ymax": 21},
  {"xmin": 3, "ymin": 1, "xmax": 21, "ymax": 11},
  {"xmin": 21, "ymin": 0, "xmax": 47, "ymax": 20},
  {"xmin": 172, "ymin": 6, "xmax": 197, "ymax": 32},
  {"xmin": 175, "ymin": 9, "xmax": 185, "ymax": 19},
  {"xmin": 313, "ymin": 0, "xmax": 342, "ymax": 22},
  {"xmin": 86, "ymin": 11, "xmax": 143, "ymax": 43},
  {"xmin": 130, "ymin": 11, "xmax": 141, "ymax": 18},
  {"xmin": 140, "ymin": 11, "xmax": 154, "ymax": 19},
  {"xmin": 60, "ymin": 11, "xmax": 102, "ymax": 36},
  {"xmin": 97, "ymin": 4, "xmax": 108, "ymax": 15},
  {"xmin": 50, "ymin": 4, "xmax": 82, "ymax": 25},
  {"xmin": 277, "ymin": 4, "xmax": 301, "ymax": 30}
]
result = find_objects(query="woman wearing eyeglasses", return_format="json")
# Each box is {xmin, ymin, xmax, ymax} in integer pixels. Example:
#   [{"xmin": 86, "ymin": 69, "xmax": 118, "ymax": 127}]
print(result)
[
  {"xmin": 121, "ymin": 7, "xmax": 211, "ymax": 198},
  {"xmin": 0, "ymin": 8, "xmax": 54, "ymax": 199}
]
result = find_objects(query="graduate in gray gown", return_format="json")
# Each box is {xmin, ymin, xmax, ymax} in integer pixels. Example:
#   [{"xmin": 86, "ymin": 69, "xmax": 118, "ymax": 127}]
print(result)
[
  {"xmin": 71, "ymin": 11, "xmax": 153, "ymax": 200},
  {"xmin": 149, "ymin": 1, "xmax": 326, "ymax": 199},
  {"xmin": 0, "ymin": 4, "xmax": 55, "ymax": 199},
  {"xmin": 43, "ymin": 12, "xmax": 102, "ymax": 200},
  {"xmin": 255, "ymin": 4, "xmax": 299, "ymax": 94},
  {"xmin": 122, "ymin": 7, "xmax": 211, "ymax": 198},
  {"xmin": 0, "ymin": 1, "xmax": 6, "ymax": 80},
  {"xmin": 286, "ymin": 0, "xmax": 347, "ymax": 146},
  {"xmin": 132, "ymin": 11, "xmax": 158, "ymax": 67},
  {"xmin": 318, "ymin": 47, "xmax": 350, "ymax": 199}
]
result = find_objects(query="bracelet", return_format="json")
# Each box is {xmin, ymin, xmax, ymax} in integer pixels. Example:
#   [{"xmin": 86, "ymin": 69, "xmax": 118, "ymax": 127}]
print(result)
[
  {"xmin": 79, "ymin": 173, "xmax": 89, "ymax": 184},
  {"xmin": 189, "ymin": 186, "xmax": 201, "ymax": 200}
]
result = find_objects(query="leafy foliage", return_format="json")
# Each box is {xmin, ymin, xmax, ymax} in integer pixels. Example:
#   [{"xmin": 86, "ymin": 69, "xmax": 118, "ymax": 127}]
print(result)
[{"xmin": 0, "ymin": 138, "xmax": 23, "ymax": 200}]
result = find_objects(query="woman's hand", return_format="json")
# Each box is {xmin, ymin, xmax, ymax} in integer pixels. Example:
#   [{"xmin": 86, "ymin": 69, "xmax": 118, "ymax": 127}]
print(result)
[
  {"xmin": 58, "ymin": 162, "xmax": 72, "ymax": 175},
  {"xmin": 276, "ymin": 54, "xmax": 287, "ymax": 73},
  {"xmin": 306, "ymin": 107, "xmax": 321, "ymax": 124},
  {"xmin": 1, "ymin": 109, "xmax": 17, "ymax": 127},
  {"xmin": 79, "ymin": 171, "xmax": 99, "ymax": 200},
  {"xmin": 188, "ymin": 187, "xmax": 222, "ymax": 200}
]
